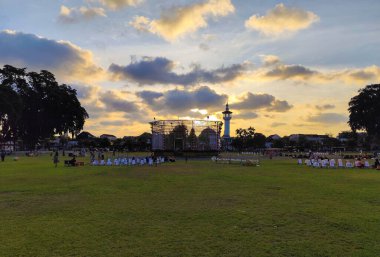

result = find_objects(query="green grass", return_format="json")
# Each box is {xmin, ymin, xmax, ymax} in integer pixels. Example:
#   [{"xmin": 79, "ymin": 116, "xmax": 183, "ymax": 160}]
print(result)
[{"xmin": 1, "ymin": 155, "xmax": 380, "ymax": 257}]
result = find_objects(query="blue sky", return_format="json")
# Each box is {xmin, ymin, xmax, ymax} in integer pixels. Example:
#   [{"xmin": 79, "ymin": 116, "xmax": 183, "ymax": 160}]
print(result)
[{"xmin": 1, "ymin": 0, "xmax": 379, "ymax": 136}]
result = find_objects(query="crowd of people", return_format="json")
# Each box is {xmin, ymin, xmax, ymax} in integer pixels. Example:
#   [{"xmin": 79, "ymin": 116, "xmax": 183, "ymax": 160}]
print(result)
[{"xmin": 298, "ymin": 156, "xmax": 380, "ymax": 169}]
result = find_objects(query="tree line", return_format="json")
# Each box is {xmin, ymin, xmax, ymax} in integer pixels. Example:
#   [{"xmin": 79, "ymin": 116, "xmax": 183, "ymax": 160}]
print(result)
[{"xmin": 0, "ymin": 65, "xmax": 88, "ymax": 149}]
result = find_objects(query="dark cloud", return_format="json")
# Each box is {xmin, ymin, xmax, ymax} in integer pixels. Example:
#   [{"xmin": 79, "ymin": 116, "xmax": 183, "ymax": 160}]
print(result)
[
  {"xmin": 268, "ymin": 100, "xmax": 293, "ymax": 112},
  {"xmin": 233, "ymin": 92, "xmax": 293, "ymax": 112},
  {"xmin": 233, "ymin": 93, "xmax": 275, "ymax": 109},
  {"xmin": 307, "ymin": 113, "xmax": 347, "ymax": 124},
  {"xmin": 109, "ymin": 57, "xmax": 247, "ymax": 86},
  {"xmin": 349, "ymin": 70, "xmax": 376, "ymax": 81},
  {"xmin": 137, "ymin": 86, "xmax": 227, "ymax": 114},
  {"xmin": 315, "ymin": 104, "xmax": 335, "ymax": 111},
  {"xmin": 265, "ymin": 64, "xmax": 317, "ymax": 79},
  {"xmin": 100, "ymin": 91, "xmax": 139, "ymax": 113},
  {"xmin": 72, "ymin": 84, "xmax": 97, "ymax": 99},
  {"xmin": 136, "ymin": 91, "xmax": 163, "ymax": 105},
  {"xmin": 0, "ymin": 30, "xmax": 103, "ymax": 82}
]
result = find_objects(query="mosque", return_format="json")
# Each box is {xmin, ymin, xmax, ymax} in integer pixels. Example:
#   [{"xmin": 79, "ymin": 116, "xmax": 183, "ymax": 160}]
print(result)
[{"xmin": 150, "ymin": 103, "xmax": 232, "ymax": 153}]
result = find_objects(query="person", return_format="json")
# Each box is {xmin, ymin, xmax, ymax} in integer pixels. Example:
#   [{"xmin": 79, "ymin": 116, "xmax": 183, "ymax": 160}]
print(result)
[
  {"xmin": 1, "ymin": 150, "xmax": 5, "ymax": 162},
  {"xmin": 374, "ymin": 158, "xmax": 380, "ymax": 169},
  {"xmin": 70, "ymin": 155, "xmax": 76, "ymax": 166},
  {"xmin": 53, "ymin": 151, "xmax": 59, "ymax": 168}
]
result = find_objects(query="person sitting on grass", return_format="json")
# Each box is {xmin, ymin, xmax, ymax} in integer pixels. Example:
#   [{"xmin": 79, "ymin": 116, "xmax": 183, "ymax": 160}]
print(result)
[
  {"xmin": 70, "ymin": 156, "xmax": 76, "ymax": 166},
  {"xmin": 355, "ymin": 158, "xmax": 364, "ymax": 168},
  {"xmin": 374, "ymin": 158, "xmax": 380, "ymax": 169}
]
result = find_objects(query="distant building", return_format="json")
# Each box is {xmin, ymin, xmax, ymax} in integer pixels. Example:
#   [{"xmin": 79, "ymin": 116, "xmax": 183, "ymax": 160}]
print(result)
[
  {"xmin": 77, "ymin": 131, "xmax": 96, "ymax": 140},
  {"xmin": 267, "ymin": 134, "xmax": 281, "ymax": 141},
  {"xmin": 289, "ymin": 134, "xmax": 329, "ymax": 143},
  {"xmin": 100, "ymin": 134, "xmax": 117, "ymax": 141}
]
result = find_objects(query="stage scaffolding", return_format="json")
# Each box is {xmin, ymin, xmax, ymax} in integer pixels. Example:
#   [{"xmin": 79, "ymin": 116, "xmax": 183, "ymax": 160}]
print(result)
[{"xmin": 150, "ymin": 120, "xmax": 223, "ymax": 152}]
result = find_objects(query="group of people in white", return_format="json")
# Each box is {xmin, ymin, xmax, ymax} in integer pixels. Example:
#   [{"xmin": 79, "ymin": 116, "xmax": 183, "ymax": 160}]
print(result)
[
  {"xmin": 91, "ymin": 156, "xmax": 165, "ymax": 166},
  {"xmin": 298, "ymin": 158, "xmax": 372, "ymax": 168}
]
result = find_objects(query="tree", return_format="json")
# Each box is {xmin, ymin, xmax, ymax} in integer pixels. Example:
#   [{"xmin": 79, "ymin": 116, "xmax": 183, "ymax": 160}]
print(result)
[
  {"xmin": 348, "ymin": 84, "xmax": 380, "ymax": 148},
  {"xmin": 252, "ymin": 133, "xmax": 266, "ymax": 149},
  {"xmin": 0, "ymin": 65, "xmax": 88, "ymax": 149},
  {"xmin": 232, "ymin": 127, "xmax": 256, "ymax": 151},
  {"xmin": 188, "ymin": 128, "xmax": 198, "ymax": 150}
]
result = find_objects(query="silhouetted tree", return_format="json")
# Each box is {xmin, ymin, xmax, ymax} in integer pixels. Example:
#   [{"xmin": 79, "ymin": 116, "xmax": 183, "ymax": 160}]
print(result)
[
  {"xmin": 252, "ymin": 133, "xmax": 266, "ymax": 148},
  {"xmin": 348, "ymin": 84, "xmax": 380, "ymax": 148},
  {"xmin": 0, "ymin": 65, "xmax": 88, "ymax": 149},
  {"xmin": 232, "ymin": 127, "xmax": 255, "ymax": 151}
]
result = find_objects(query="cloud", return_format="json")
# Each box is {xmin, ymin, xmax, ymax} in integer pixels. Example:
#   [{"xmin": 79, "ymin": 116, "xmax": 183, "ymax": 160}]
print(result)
[
  {"xmin": 72, "ymin": 84, "xmax": 99, "ymax": 100},
  {"xmin": 259, "ymin": 63, "xmax": 380, "ymax": 84},
  {"xmin": 265, "ymin": 64, "xmax": 317, "ymax": 80},
  {"xmin": 109, "ymin": 56, "xmax": 248, "ymax": 86},
  {"xmin": 245, "ymin": 3, "xmax": 319, "ymax": 36},
  {"xmin": 315, "ymin": 104, "xmax": 335, "ymax": 111},
  {"xmin": 307, "ymin": 113, "xmax": 347, "ymax": 124},
  {"xmin": 98, "ymin": 0, "xmax": 142, "ymax": 10},
  {"xmin": 136, "ymin": 91, "xmax": 163, "ymax": 105},
  {"xmin": 0, "ymin": 30, "xmax": 104, "ymax": 83},
  {"xmin": 233, "ymin": 92, "xmax": 293, "ymax": 112},
  {"xmin": 100, "ymin": 120, "xmax": 128, "ymax": 126},
  {"xmin": 267, "ymin": 100, "xmax": 293, "ymax": 112},
  {"xmin": 58, "ymin": 5, "xmax": 106, "ymax": 23},
  {"xmin": 199, "ymin": 43, "xmax": 210, "ymax": 51},
  {"xmin": 234, "ymin": 112, "xmax": 259, "ymax": 120},
  {"xmin": 137, "ymin": 86, "xmax": 227, "ymax": 114},
  {"xmin": 129, "ymin": 0, "xmax": 234, "ymax": 41},
  {"xmin": 344, "ymin": 65, "xmax": 380, "ymax": 83},
  {"xmin": 271, "ymin": 122, "xmax": 287, "ymax": 127},
  {"xmin": 100, "ymin": 91, "xmax": 139, "ymax": 113},
  {"xmin": 261, "ymin": 55, "xmax": 281, "ymax": 66}
]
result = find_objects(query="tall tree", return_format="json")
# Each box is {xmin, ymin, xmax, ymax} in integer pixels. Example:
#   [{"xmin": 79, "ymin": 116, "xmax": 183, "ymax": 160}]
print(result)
[
  {"xmin": 0, "ymin": 65, "xmax": 88, "ymax": 149},
  {"xmin": 348, "ymin": 84, "xmax": 380, "ymax": 148}
]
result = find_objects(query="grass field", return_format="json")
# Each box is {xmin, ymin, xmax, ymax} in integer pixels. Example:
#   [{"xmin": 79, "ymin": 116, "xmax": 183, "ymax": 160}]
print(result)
[{"xmin": 1, "ymin": 155, "xmax": 380, "ymax": 257}]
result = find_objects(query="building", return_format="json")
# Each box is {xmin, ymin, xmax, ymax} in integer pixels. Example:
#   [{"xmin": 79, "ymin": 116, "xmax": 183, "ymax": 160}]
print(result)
[
  {"xmin": 222, "ymin": 103, "xmax": 233, "ymax": 150},
  {"xmin": 289, "ymin": 134, "xmax": 329, "ymax": 143},
  {"xmin": 76, "ymin": 131, "xmax": 96, "ymax": 140},
  {"xmin": 222, "ymin": 103, "xmax": 232, "ymax": 138},
  {"xmin": 100, "ymin": 134, "xmax": 117, "ymax": 141}
]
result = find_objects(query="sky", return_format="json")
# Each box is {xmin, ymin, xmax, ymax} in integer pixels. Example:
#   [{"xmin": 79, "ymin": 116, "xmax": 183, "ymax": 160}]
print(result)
[{"xmin": 0, "ymin": 0, "xmax": 379, "ymax": 137}]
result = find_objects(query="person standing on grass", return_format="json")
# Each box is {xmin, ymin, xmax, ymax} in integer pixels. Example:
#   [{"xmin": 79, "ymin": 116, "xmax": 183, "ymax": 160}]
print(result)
[
  {"xmin": 1, "ymin": 150, "xmax": 5, "ymax": 162},
  {"xmin": 53, "ymin": 151, "xmax": 59, "ymax": 168}
]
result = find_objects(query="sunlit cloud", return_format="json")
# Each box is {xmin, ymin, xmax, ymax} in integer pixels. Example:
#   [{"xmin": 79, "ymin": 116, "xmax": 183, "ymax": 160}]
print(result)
[
  {"xmin": 261, "ymin": 54, "xmax": 281, "ymax": 66},
  {"xmin": 130, "ymin": 0, "xmax": 234, "ymax": 41},
  {"xmin": 234, "ymin": 112, "xmax": 259, "ymax": 120},
  {"xmin": 0, "ymin": 30, "xmax": 105, "ymax": 83},
  {"xmin": 245, "ymin": 3, "xmax": 319, "ymax": 36},
  {"xmin": 271, "ymin": 122, "xmax": 287, "ymax": 127},
  {"xmin": 306, "ymin": 113, "xmax": 347, "ymax": 124},
  {"xmin": 58, "ymin": 5, "xmax": 106, "ymax": 23},
  {"xmin": 315, "ymin": 104, "xmax": 335, "ymax": 111},
  {"xmin": 98, "ymin": 0, "xmax": 143, "ymax": 10}
]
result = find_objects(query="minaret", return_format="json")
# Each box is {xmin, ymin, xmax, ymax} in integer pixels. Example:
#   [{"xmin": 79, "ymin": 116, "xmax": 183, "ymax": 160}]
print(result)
[{"xmin": 222, "ymin": 103, "xmax": 232, "ymax": 138}]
